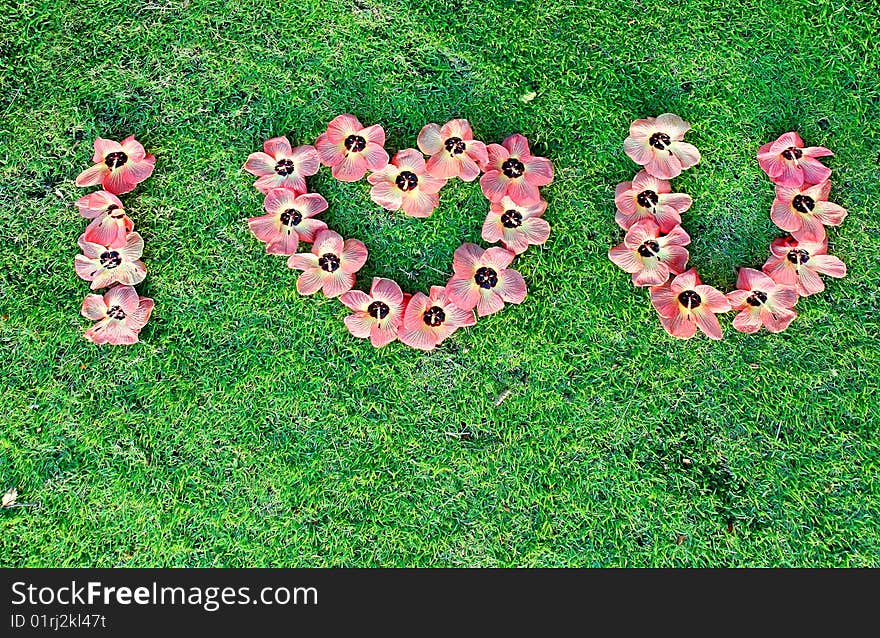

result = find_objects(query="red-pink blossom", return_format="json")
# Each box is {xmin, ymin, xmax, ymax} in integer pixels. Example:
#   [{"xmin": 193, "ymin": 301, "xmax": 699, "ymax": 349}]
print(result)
[
  {"xmin": 243, "ymin": 136, "xmax": 319, "ymax": 194},
  {"xmin": 315, "ymin": 114, "xmax": 388, "ymax": 182},
  {"xmin": 81, "ymin": 285, "xmax": 154, "ymax": 345},
  {"xmin": 757, "ymin": 131, "xmax": 833, "ymax": 187},
  {"xmin": 480, "ymin": 134, "xmax": 553, "ymax": 206},
  {"xmin": 76, "ymin": 136, "xmax": 155, "ymax": 195}
]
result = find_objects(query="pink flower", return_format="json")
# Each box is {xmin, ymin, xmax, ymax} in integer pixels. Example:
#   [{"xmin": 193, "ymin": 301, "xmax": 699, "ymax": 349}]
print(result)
[
  {"xmin": 762, "ymin": 235, "xmax": 846, "ymax": 297},
  {"xmin": 74, "ymin": 232, "xmax": 146, "ymax": 290},
  {"xmin": 81, "ymin": 285, "xmax": 154, "ymax": 346},
  {"xmin": 75, "ymin": 191, "xmax": 132, "ymax": 247},
  {"xmin": 726, "ymin": 268, "xmax": 798, "ymax": 334},
  {"xmin": 608, "ymin": 220, "xmax": 690, "ymax": 287},
  {"xmin": 243, "ymin": 136, "xmax": 319, "ymax": 194},
  {"xmin": 315, "ymin": 114, "xmax": 389, "ymax": 182},
  {"xmin": 650, "ymin": 269, "xmax": 731, "ymax": 340},
  {"xmin": 398, "ymin": 285, "xmax": 476, "ymax": 351},
  {"xmin": 624, "ymin": 114, "xmax": 701, "ymax": 180},
  {"xmin": 367, "ymin": 149, "xmax": 447, "ymax": 217},
  {"xmin": 247, "ymin": 188, "xmax": 328, "ymax": 256},
  {"xmin": 614, "ymin": 170, "xmax": 693, "ymax": 232},
  {"xmin": 757, "ymin": 131, "xmax": 833, "ymax": 187},
  {"xmin": 76, "ymin": 136, "xmax": 155, "ymax": 195},
  {"xmin": 480, "ymin": 134, "xmax": 553, "ymax": 206},
  {"xmin": 481, "ymin": 196, "xmax": 550, "ymax": 255},
  {"xmin": 770, "ymin": 180, "xmax": 847, "ymax": 241},
  {"xmin": 445, "ymin": 243, "xmax": 527, "ymax": 317},
  {"xmin": 416, "ymin": 119, "xmax": 488, "ymax": 181},
  {"xmin": 340, "ymin": 277, "xmax": 406, "ymax": 347},
  {"xmin": 287, "ymin": 230, "xmax": 367, "ymax": 297}
]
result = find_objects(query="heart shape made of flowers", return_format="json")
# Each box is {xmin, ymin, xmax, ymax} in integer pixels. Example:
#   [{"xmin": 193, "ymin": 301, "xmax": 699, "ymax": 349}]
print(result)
[{"xmin": 243, "ymin": 115, "xmax": 554, "ymax": 350}]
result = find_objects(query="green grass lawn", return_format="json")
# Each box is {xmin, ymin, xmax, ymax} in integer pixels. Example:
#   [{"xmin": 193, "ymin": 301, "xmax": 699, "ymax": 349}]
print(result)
[{"xmin": 1, "ymin": 0, "xmax": 878, "ymax": 567}]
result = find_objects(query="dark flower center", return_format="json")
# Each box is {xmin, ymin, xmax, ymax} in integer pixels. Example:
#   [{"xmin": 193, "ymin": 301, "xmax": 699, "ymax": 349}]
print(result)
[
  {"xmin": 637, "ymin": 240, "xmax": 660, "ymax": 258},
  {"xmin": 677, "ymin": 290, "xmax": 701, "ymax": 309},
  {"xmin": 781, "ymin": 147, "xmax": 803, "ymax": 161},
  {"xmin": 367, "ymin": 301, "xmax": 390, "ymax": 319},
  {"xmin": 319, "ymin": 253, "xmax": 340, "ymax": 272},
  {"xmin": 274, "ymin": 159, "xmax": 295, "ymax": 176},
  {"xmin": 395, "ymin": 171, "xmax": 419, "ymax": 191},
  {"xmin": 649, "ymin": 132, "xmax": 671, "ymax": 150},
  {"xmin": 444, "ymin": 137, "xmax": 467, "ymax": 155},
  {"xmin": 423, "ymin": 305, "xmax": 446, "ymax": 327},
  {"xmin": 636, "ymin": 190, "xmax": 659, "ymax": 208},
  {"xmin": 344, "ymin": 134, "xmax": 367, "ymax": 152},
  {"xmin": 107, "ymin": 304, "xmax": 126, "ymax": 320},
  {"xmin": 787, "ymin": 249, "xmax": 810, "ymax": 265},
  {"xmin": 474, "ymin": 266, "xmax": 498, "ymax": 289},
  {"xmin": 501, "ymin": 209, "xmax": 523, "ymax": 228},
  {"xmin": 104, "ymin": 152, "xmax": 128, "ymax": 169},
  {"xmin": 501, "ymin": 158, "xmax": 525, "ymax": 179},
  {"xmin": 792, "ymin": 194, "xmax": 815, "ymax": 214},
  {"xmin": 279, "ymin": 208, "xmax": 302, "ymax": 227},
  {"xmin": 99, "ymin": 250, "xmax": 122, "ymax": 268},
  {"xmin": 106, "ymin": 204, "xmax": 124, "ymax": 218},
  {"xmin": 747, "ymin": 290, "xmax": 768, "ymax": 307}
]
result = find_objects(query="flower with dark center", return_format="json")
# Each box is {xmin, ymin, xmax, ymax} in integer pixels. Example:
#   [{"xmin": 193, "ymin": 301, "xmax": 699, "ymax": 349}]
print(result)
[
  {"xmin": 340, "ymin": 278, "xmax": 407, "ymax": 347},
  {"xmin": 76, "ymin": 190, "xmax": 133, "ymax": 247},
  {"xmin": 758, "ymin": 131, "xmax": 833, "ymax": 187},
  {"xmin": 727, "ymin": 268, "xmax": 799, "ymax": 333},
  {"xmin": 288, "ymin": 229, "xmax": 368, "ymax": 298},
  {"xmin": 368, "ymin": 149, "xmax": 446, "ymax": 217},
  {"xmin": 614, "ymin": 170, "xmax": 692, "ymax": 232},
  {"xmin": 244, "ymin": 135, "xmax": 320, "ymax": 194},
  {"xmin": 315, "ymin": 114, "xmax": 389, "ymax": 182},
  {"xmin": 417, "ymin": 119, "xmax": 488, "ymax": 181},
  {"xmin": 763, "ymin": 235, "xmax": 847, "ymax": 296},
  {"xmin": 446, "ymin": 243, "xmax": 527, "ymax": 317},
  {"xmin": 650, "ymin": 268, "xmax": 731, "ymax": 340},
  {"xmin": 75, "ymin": 232, "xmax": 146, "ymax": 290},
  {"xmin": 609, "ymin": 219, "xmax": 690, "ymax": 287},
  {"xmin": 248, "ymin": 189, "xmax": 328, "ymax": 256},
  {"xmin": 398, "ymin": 285, "xmax": 476, "ymax": 351},
  {"xmin": 771, "ymin": 180, "xmax": 847, "ymax": 240},
  {"xmin": 76, "ymin": 136, "xmax": 155, "ymax": 195},
  {"xmin": 480, "ymin": 134, "xmax": 553, "ymax": 206},
  {"xmin": 81, "ymin": 285, "xmax": 154, "ymax": 346},
  {"xmin": 624, "ymin": 113, "xmax": 701, "ymax": 180},
  {"xmin": 482, "ymin": 196, "xmax": 551, "ymax": 255}
]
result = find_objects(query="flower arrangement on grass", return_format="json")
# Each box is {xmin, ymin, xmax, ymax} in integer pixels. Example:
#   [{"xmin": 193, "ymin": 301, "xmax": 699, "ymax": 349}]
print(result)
[
  {"xmin": 609, "ymin": 114, "xmax": 848, "ymax": 339},
  {"xmin": 75, "ymin": 136, "xmax": 155, "ymax": 345},
  {"xmin": 244, "ymin": 116, "xmax": 554, "ymax": 349}
]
